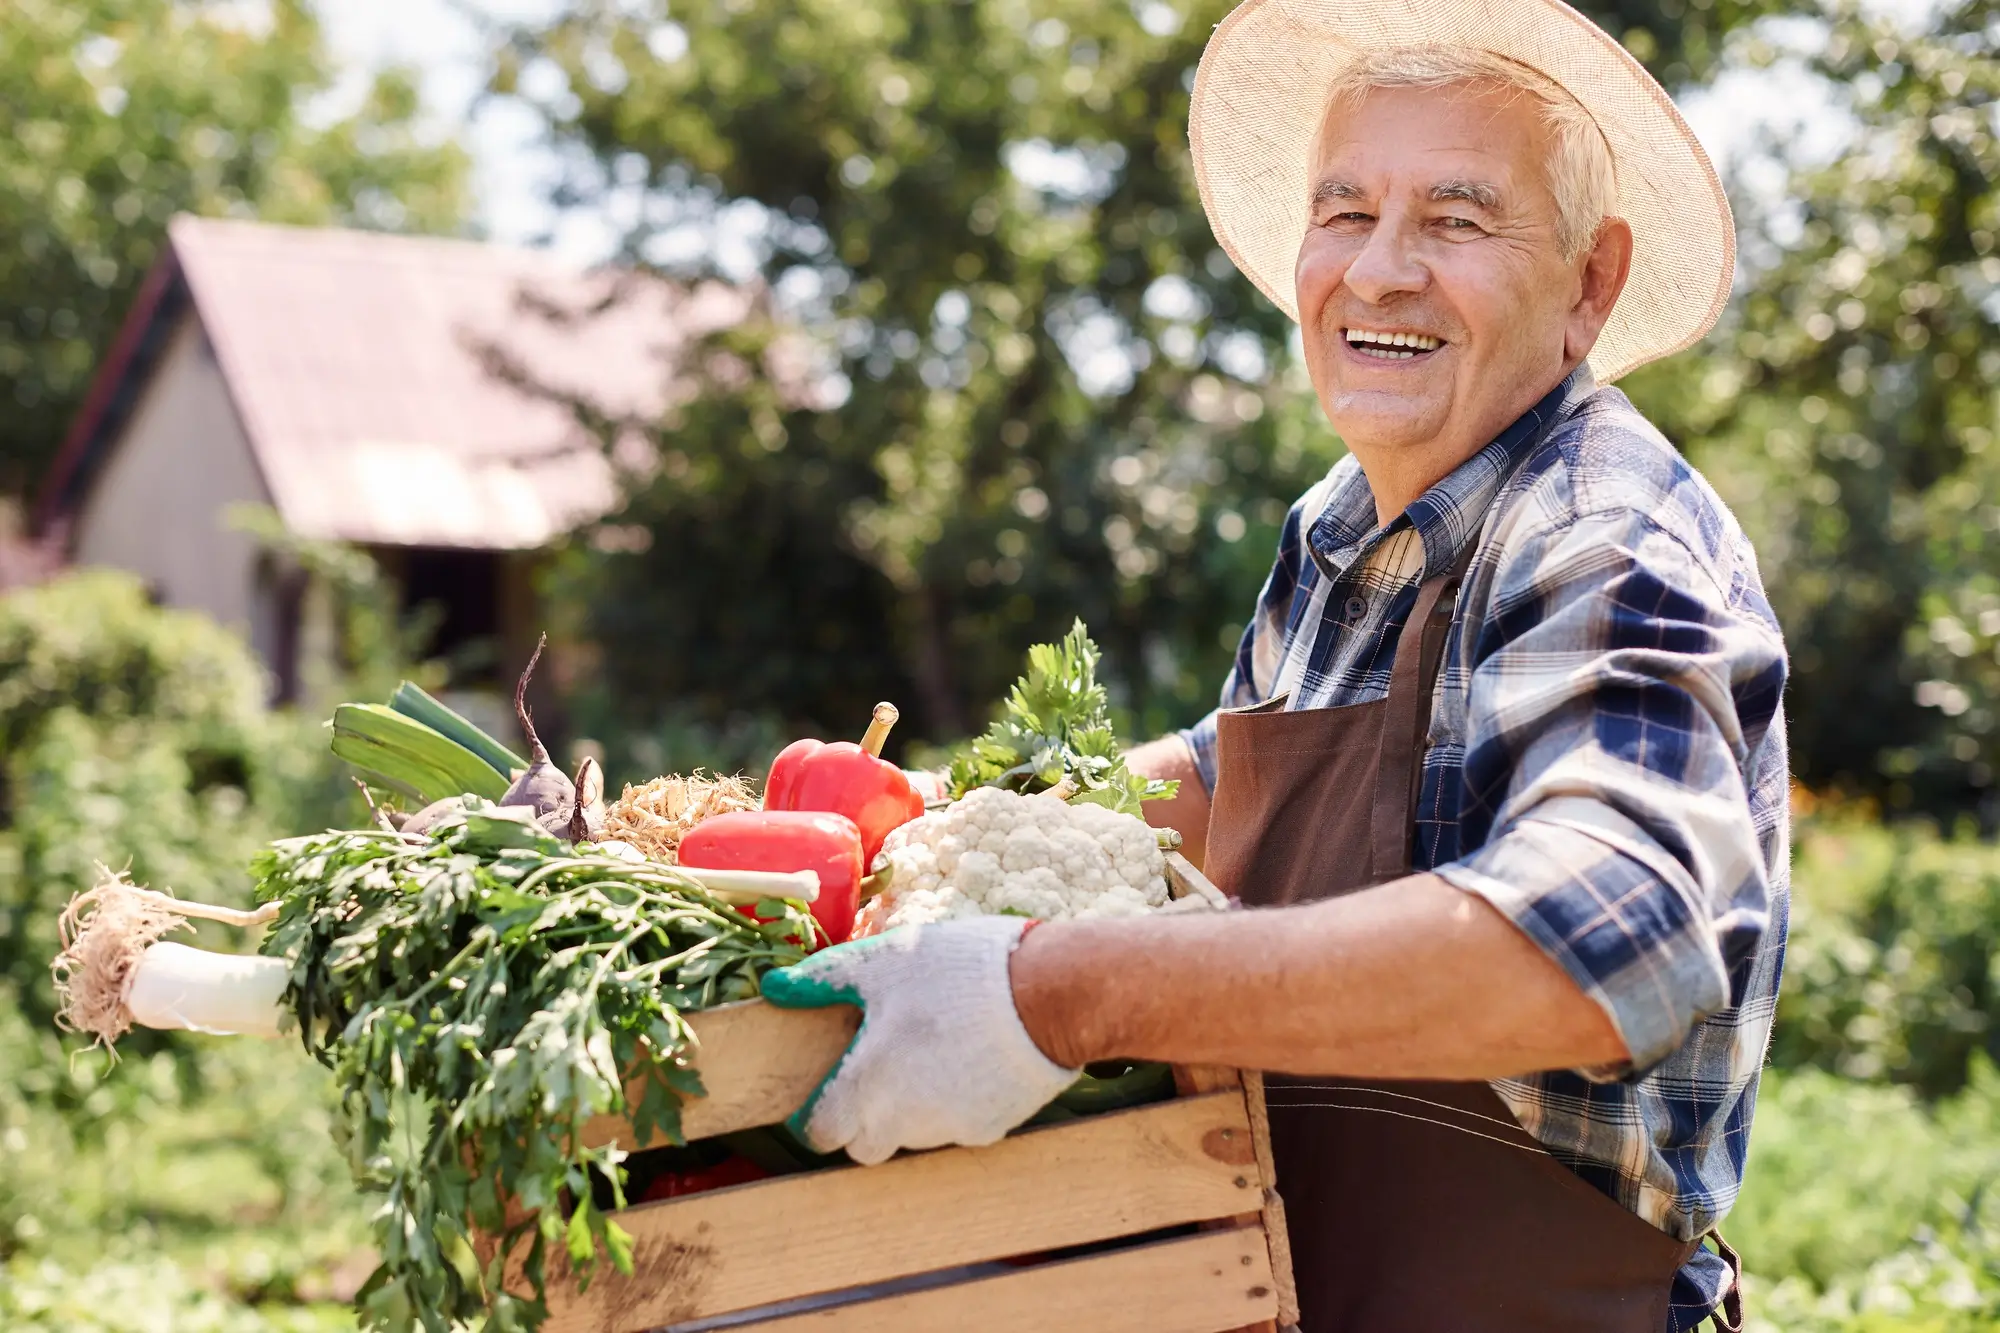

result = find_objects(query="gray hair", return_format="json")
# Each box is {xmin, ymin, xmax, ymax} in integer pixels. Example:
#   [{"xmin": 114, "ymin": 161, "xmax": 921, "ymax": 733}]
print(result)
[{"xmin": 1319, "ymin": 46, "xmax": 1618, "ymax": 261}]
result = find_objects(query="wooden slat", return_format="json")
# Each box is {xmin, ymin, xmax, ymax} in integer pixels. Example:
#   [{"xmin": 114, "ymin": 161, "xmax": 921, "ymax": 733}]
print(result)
[
  {"xmin": 1168, "ymin": 1066, "xmax": 1271, "ymax": 1333},
  {"xmin": 1166, "ymin": 850, "xmax": 1224, "ymax": 901},
  {"xmin": 539, "ymin": 1091, "xmax": 1263, "ymax": 1332},
  {"xmin": 1241, "ymin": 1070, "xmax": 1301, "ymax": 1327},
  {"xmin": 1173, "ymin": 1064, "xmax": 1243, "ymax": 1096},
  {"xmin": 580, "ymin": 1000, "xmax": 860, "ymax": 1149},
  {"xmin": 731, "ymin": 1225, "xmax": 1278, "ymax": 1333}
]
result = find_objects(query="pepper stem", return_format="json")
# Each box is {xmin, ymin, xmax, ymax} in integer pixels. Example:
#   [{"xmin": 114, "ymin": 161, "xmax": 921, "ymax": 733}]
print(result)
[{"xmin": 859, "ymin": 701, "xmax": 899, "ymax": 757}]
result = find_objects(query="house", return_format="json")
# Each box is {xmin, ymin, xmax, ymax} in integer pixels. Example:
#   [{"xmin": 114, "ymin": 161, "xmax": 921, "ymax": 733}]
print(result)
[{"xmin": 35, "ymin": 215, "xmax": 752, "ymax": 699}]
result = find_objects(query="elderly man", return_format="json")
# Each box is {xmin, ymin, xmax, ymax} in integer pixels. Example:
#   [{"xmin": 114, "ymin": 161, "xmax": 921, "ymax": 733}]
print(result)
[{"xmin": 764, "ymin": 3, "xmax": 1785, "ymax": 1330}]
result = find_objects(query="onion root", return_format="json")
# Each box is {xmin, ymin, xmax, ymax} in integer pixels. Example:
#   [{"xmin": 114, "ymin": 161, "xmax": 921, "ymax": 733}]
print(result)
[{"xmin": 53, "ymin": 870, "xmax": 284, "ymax": 1048}]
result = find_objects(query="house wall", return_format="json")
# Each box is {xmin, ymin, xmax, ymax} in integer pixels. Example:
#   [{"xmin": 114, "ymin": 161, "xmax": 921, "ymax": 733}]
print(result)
[{"xmin": 72, "ymin": 314, "xmax": 277, "ymax": 655}]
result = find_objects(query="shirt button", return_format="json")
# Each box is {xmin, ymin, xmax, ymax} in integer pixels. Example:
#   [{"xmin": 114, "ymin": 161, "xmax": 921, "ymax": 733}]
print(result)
[{"xmin": 1343, "ymin": 595, "xmax": 1367, "ymax": 623}]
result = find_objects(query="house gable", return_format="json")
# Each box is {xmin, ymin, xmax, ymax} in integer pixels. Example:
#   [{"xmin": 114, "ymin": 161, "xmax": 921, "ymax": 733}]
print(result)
[{"xmin": 71, "ymin": 313, "xmax": 276, "ymax": 650}]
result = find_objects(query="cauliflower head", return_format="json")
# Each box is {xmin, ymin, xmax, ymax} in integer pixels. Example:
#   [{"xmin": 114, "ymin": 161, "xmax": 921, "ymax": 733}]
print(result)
[{"xmin": 861, "ymin": 787, "xmax": 1172, "ymax": 932}]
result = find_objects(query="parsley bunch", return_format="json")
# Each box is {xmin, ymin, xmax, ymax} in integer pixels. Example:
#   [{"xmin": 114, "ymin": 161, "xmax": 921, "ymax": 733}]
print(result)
[
  {"xmin": 946, "ymin": 619, "xmax": 1178, "ymax": 818},
  {"xmin": 255, "ymin": 810, "xmax": 815, "ymax": 1333}
]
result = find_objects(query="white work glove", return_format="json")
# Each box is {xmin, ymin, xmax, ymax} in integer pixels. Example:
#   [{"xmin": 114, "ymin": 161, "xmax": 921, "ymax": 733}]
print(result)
[{"xmin": 760, "ymin": 916, "xmax": 1080, "ymax": 1165}]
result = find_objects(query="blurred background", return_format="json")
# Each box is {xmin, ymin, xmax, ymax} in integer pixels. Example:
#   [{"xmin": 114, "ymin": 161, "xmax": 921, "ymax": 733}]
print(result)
[{"xmin": 3, "ymin": 0, "xmax": 2000, "ymax": 1327}]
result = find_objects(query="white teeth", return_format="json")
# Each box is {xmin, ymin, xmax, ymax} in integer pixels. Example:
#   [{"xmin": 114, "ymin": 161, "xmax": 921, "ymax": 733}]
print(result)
[
  {"xmin": 1344, "ymin": 328, "xmax": 1440, "ymax": 352},
  {"xmin": 1344, "ymin": 328, "xmax": 1441, "ymax": 354}
]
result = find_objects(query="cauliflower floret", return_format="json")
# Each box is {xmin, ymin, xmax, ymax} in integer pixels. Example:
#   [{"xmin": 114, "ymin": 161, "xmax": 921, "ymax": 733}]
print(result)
[{"xmin": 864, "ymin": 787, "xmax": 1194, "ymax": 932}]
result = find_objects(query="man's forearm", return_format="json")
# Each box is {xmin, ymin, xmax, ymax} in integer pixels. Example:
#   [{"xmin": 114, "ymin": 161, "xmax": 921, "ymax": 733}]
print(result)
[
  {"xmin": 1125, "ymin": 734, "xmax": 1212, "ymax": 867},
  {"xmin": 1010, "ymin": 873, "xmax": 1628, "ymax": 1078}
]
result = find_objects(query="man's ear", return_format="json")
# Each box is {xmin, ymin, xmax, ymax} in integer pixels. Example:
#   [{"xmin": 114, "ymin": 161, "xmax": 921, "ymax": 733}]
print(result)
[{"xmin": 1565, "ymin": 217, "xmax": 1635, "ymax": 365}]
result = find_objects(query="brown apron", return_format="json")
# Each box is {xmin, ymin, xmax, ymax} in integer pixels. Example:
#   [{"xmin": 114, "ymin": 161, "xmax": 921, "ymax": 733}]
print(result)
[{"xmin": 1204, "ymin": 548, "xmax": 1742, "ymax": 1333}]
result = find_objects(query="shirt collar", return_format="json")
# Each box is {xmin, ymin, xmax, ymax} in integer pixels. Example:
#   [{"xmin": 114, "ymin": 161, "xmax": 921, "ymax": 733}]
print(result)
[{"xmin": 1308, "ymin": 365, "xmax": 1594, "ymax": 579}]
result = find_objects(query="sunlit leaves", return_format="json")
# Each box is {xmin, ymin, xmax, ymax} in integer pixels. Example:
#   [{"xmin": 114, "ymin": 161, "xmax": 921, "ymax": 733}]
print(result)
[
  {"xmin": 1620, "ymin": 0, "xmax": 2000, "ymax": 815},
  {"xmin": 258, "ymin": 815, "xmax": 814, "ymax": 1330},
  {"xmin": 0, "ymin": 0, "xmax": 468, "ymax": 496}
]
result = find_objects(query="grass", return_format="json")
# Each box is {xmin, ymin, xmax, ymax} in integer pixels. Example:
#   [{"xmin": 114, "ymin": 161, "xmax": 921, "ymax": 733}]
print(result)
[{"xmin": 0, "ymin": 1007, "xmax": 369, "ymax": 1332}]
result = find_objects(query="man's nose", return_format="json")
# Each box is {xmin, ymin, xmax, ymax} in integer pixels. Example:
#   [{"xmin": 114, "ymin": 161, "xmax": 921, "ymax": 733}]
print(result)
[{"xmin": 1342, "ymin": 218, "xmax": 1428, "ymax": 305}]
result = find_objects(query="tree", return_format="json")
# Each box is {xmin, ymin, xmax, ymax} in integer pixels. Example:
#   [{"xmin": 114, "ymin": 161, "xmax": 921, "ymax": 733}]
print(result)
[
  {"xmin": 496, "ymin": 0, "xmax": 1775, "ymax": 774},
  {"xmin": 0, "ymin": 0, "xmax": 469, "ymax": 499},
  {"xmin": 1624, "ymin": 0, "xmax": 2000, "ymax": 817}
]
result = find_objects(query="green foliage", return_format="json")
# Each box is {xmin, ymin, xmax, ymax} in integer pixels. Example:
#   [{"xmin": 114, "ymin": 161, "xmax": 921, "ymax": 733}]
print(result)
[
  {"xmin": 1734, "ymin": 1063, "xmax": 2000, "ymax": 1292},
  {"xmin": 1739, "ymin": 811, "xmax": 2000, "ymax": 1324},
  {"xmin": 0, "ymin": 566, "xmax": 268, "ymax": 753},
  {"xmin": 0, "ymin": 989, "xmax": 368, "ymax": 1326},
  {"xmin": 504, "ymin": 0, "xmax": 1341, "ymax": 751},
  {"xmin": 0, "ymin": 1258, "xmax": 356, "ymax": 1333},
  {"xmin": 225, "ymin": 505, "xmax": 441, "ymax": 711},
  {"xmin": 1731, "ymin": 1064, "xmax": 2000, "ymax": 1330},
  {"xmin": 947, "ymin": 618, "xmax": 1175, "ymax": 814},
  {"xmin": 1772, "ymin": 813, "xmax": 2000, "ymax": 1098},
  {"xmin": 0, "ymin": 565, "xmax": 430, "ymax": 1327},
  {"xmin": 1583, "ymin": 0, "xmax": 1791, "ymax": 86},
  {"xmin": 498, "ymin": 0, "xmax": 1781, "ymax": 761},
  {"xmin": 0, "ymin": 1, "xmax": 467, "ymax": 498},
  {"xmin": 258, "ymin": 813, "xmax": 816, "ymax": 1331},
  {"xmin": 584, "ymin": 707, "xmax": 796, "ymax": 793},
  {"xmin": 0, "ymin": 572, "xmax": 353, "ymax": 1029},
  {"xmin": 1624, "ymin": 0, "xmax": 2000, "ymax": 815}
]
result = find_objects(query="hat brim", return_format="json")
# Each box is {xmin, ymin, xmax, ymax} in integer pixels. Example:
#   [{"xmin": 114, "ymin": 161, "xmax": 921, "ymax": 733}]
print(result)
[{"xmin": 1189, "ymin": 0, "xmax": 1734, "ymax": 382}]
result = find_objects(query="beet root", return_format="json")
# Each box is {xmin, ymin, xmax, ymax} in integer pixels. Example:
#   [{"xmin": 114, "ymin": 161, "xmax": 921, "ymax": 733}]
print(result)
[{"xmin": 500, "ymin": 633, "xmax": 575, "ymax": 817}]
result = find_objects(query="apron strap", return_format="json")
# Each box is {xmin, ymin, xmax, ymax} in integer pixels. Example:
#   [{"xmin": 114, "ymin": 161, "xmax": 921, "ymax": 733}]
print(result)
[
  {"xmin": 1705, "ymin": 1229, "xmax": 1745, "ymax": 1332},
  {"xmin": 1369, "ymin": 539, "xmax": 1481, "ymax": 880}
]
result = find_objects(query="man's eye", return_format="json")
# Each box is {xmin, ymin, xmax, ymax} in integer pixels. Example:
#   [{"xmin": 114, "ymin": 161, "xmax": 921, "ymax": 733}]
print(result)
[
  {"xmin": 1438, "ymin": 216, "xmax": 1481, "ymax": 231},
  {"xmin": 1328, "ymin": 211, "xmax": 1372, "ymax": 224}
]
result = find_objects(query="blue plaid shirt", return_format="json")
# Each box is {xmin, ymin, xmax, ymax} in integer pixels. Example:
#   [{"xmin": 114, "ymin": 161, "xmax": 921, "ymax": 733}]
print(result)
[{"xmin": 1183, "ymin": 368, "xmax": 1789, "ymax": 1325}]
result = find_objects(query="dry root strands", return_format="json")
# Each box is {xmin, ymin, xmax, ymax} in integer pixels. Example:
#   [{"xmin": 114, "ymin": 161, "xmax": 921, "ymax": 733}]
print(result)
[
  {"xmin": 53, "ymin": 870, "xmax": 284, "ymax": 1047},
  {"xmin": 603, "ymin": 771, "xmax": 759, "ymax": 862},
  {"xmin": 53, "ymin": 871, "xmax": 187, "ymax": 1047}
]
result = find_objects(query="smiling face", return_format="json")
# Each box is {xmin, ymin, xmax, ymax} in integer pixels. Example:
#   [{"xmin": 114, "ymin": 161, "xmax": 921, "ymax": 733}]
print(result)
[{"xmin": 1296, "ymin": 80, "xmax": 1631, "ymax": 521}]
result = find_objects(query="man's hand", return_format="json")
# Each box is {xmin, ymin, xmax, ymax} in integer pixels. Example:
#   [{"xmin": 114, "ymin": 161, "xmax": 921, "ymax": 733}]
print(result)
[{"xmin": 760, "ymin": 917, "xmax": 1081, "ymax": 1165}]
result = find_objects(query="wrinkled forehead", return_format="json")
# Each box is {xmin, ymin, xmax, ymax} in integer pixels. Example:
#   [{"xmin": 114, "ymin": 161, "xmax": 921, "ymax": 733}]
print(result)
[{"xmin": 1307, "ymin": 80, "xmax": 1558, "ymax": 203}]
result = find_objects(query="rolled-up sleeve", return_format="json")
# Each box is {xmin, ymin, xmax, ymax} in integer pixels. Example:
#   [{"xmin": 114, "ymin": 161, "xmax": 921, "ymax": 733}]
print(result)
[{"xmin": 1433, "ymin": 508, "xmax": 1787, "ymax": 1077}]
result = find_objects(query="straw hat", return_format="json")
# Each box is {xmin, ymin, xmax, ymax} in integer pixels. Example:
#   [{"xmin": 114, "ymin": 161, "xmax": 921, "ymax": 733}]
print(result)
[{"xmin": 1188, "ymin": 0, "xmax": 1734, "ymax": 382}]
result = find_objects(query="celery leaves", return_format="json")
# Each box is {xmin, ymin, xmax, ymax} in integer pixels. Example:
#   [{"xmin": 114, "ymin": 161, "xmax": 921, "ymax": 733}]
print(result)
[{"xmin": 945, "ymin": 619, "xmax": 1177, "ymax": 817}]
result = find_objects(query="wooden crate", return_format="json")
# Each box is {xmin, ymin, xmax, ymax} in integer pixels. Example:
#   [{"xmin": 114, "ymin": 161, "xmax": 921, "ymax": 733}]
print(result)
[{"xmin": 508, "ymin": 854, "xmax": 1299, "ymax": 1333}]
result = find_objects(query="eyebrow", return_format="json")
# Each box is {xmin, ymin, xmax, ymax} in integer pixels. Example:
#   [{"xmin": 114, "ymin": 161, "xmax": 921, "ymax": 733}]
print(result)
[
  {"xmin": 1308, "ymin": 178, "xmax": 1365, "ymax": 208},
  {"xmin": 1307, "ymin": 178, "xmax": 1503, "ymax": 209},
  {"xmin": 1431, "ymin": 179, "xmax": 1502, "ymax": 209}
]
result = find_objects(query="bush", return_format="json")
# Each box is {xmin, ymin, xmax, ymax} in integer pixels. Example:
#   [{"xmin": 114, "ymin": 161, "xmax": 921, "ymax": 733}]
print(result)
[
  {"xmin": 0, "ymin": 1255, "xmax": 357, "ymax": 1333},
  {"xmin": 1728, "ymin": 810, "xmax": 2000, "ymax": 1328},
  {"xmin": 0, "ymin": 571, "xmax": 378, "ymax": 1319},
  {"xmin": 0, "ymin": 572, "xmax": 359, "ymax": 1029},
  {"xmin": 1734, "ymin": 1063, "xmax": 2000, "ymax": 1286},
  {"xmin": 1736, "ymin": 1065, "xmax": 2000, "ymax": 1330},
  {"xmin": 1774, "ymin": 813, "xmax": 2000, "ymax": 1098}
]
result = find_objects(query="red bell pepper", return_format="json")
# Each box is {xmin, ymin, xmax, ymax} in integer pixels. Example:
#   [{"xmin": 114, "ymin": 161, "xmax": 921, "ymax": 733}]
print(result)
[
  {"xmin": 678, "ymin": 810, "xmax": 864, "ymax": 945},
  {"xmin": 764, "ymin": 703, "xmax": 925, "ymax": 865}
]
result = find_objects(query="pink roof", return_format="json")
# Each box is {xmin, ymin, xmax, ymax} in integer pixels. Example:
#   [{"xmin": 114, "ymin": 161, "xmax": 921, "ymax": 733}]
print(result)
[{"xmin": 158, "ymin": 216, "xmax": 753, "ymax": 549}]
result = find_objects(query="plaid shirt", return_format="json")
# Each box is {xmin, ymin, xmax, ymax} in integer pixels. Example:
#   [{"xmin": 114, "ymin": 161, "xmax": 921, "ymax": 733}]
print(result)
[{"xmin": 1183, "ymin": 368, "xmax": 1789, "ymax": 1326}]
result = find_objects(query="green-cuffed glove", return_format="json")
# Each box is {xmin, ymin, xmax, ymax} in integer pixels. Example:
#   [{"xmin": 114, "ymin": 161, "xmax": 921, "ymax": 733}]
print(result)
[{"xmin": 761, "ymin": 916, "xmax": 1079, "ymax": 1166}]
